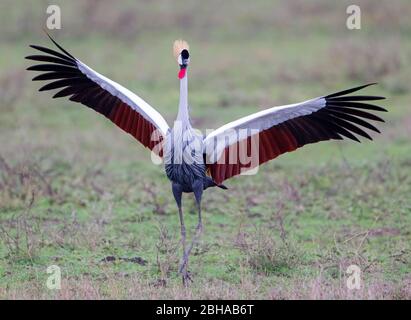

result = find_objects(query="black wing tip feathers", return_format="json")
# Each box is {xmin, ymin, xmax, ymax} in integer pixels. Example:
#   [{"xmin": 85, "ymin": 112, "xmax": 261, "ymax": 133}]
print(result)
[
  {"xmin": 325, "ymin": 83, "xmax": 387, "ymax": 113},
  {"xmin": 319, "ymin": 83, "xmax": 387, "ymax": 143},
  {"xmin": 27, "ymin": 34, "xmax": 84, "ymax": 97},
  {"xmin": 27, "ymin": 33, "xmax": 77, "ymax": 65},
  {"xmin": 45, "ymin": 32, "xmax": 76, "ymax": 60},
  {"xmin": 325, "ymin": 83, "xmax": 386, "ymax": 101},
  {"xmin": 325, "ymin": 83, "xmax": 379, "ymax": 99}
]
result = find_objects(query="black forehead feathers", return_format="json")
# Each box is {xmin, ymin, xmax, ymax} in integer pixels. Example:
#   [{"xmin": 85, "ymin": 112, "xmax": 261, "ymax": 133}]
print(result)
[{"xmin": 181, "ymin": 49, "xmax": 189, "ymax": 59}]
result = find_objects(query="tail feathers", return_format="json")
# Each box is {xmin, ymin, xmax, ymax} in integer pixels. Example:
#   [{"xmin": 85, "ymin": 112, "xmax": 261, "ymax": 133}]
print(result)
[{"xmin": 204, "ymin": 176, "xmax": 228, "ymax": 190}]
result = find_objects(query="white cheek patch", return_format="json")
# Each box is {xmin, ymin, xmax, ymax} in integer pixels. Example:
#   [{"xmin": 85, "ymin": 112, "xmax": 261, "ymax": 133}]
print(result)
[{"xmin": 178, "ymin": 55, "xmax": 182, "ymax": 65}]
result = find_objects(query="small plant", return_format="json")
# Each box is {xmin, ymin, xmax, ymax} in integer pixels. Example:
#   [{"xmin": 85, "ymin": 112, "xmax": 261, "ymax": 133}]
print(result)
[
  {"xmin": 0, "ymin": 155, "xmax": 59, "ymax": 207},
  {"xmin": 0, "ymin": 192, "xmax": 41, "ymax": 262},
  {"xmin": 242, "ymin": 227, "xmax": 303, "ymax": 276},
  {"xmin": 154, "ymin": 223, "xmax": 179, "ymax": 283}
]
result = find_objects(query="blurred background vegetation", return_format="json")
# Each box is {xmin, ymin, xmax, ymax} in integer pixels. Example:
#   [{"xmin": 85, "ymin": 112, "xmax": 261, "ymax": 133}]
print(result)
[{"xmin": 0, "ymin": 0, "xmax": 410, "ymax": 299}]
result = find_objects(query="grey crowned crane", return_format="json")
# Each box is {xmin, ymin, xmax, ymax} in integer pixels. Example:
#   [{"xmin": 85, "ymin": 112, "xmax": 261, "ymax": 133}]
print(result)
[{"xmin": 26, "ymin": 35, "xmax": 387, "ymax": 285}]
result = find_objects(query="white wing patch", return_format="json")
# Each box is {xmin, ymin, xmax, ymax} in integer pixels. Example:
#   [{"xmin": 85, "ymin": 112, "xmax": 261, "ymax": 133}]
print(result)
[
  {"xmin": 204, "ymin": 97, "xmax": 326, "ymax": 162},
  {"xmin": 77, "ymin": 60, "xmax": 170, "ymax": 136}
]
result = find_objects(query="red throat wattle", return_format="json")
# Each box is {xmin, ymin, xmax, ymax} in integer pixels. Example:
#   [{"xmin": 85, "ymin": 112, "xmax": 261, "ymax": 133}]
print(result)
[{"xmin": 178, "ymin": 68, "xmax": 186, "ymax": 79}]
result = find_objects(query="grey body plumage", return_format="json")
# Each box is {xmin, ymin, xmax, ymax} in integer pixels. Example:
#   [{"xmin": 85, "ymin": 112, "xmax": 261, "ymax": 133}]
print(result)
[
  {"xmin": 164, "ymin": 126, "xmax": 205, "ymax": 192},
  {"xmin": 164, "ymin": 126, "xmax": 222, "ymax": 193}
]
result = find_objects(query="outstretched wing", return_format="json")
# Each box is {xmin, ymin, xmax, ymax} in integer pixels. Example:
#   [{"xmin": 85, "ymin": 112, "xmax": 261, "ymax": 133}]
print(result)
[
  {"xmin": 204, "ymin": 84, "xmax": 387, "ymax": 184},
  {"xmin": 26, "ymin": 34, "xmax": 169, "ymax": 155}
]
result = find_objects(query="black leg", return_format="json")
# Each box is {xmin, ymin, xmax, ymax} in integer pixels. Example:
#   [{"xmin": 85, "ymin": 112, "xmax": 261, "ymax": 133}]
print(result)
[
  {"xmin": 172, "ymin": 182, "xmax": 190, "ymax": 285},
  {"xmin": 179, "ymin": 180, "xmax": 203, "ymax": 284},
  {"xmin": 193, "ymin": 181, "xmax": 203, "ymax": 234}
]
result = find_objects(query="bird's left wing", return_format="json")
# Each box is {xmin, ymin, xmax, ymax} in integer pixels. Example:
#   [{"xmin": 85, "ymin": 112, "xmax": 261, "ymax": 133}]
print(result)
[
  {"xmin": 26, "ymin": 34, "xmax": 169, "ymax": 155},
  {"xmin": 203, "ymin": 84, "xmax": 387, "ymax": 184}
]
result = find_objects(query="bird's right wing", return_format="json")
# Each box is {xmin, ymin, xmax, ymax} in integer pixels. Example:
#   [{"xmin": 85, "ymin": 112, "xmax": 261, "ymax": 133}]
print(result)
[
  {"xmin": 204, "ymin": 84, "xmax": 387, "ymax": 184},
  {"xmin": 26, "ymin": 34, "xmax": 169, "ymax": 156}
]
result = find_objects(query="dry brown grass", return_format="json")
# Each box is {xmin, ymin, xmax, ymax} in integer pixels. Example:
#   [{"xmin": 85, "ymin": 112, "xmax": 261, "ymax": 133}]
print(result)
[{"xmin": 1, "ymin": 273, "xmax": 409, "ymax": 300}]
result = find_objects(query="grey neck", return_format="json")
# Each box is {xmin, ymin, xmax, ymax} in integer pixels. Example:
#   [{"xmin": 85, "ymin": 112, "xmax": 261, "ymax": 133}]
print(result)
[{"xmin": 176, "ymin": 71, "xmax": 190, "ymax": 127}]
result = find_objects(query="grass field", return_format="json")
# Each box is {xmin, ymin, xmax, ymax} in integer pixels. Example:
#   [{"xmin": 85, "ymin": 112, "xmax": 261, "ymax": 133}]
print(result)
[{"xmin": 0, "ymin": 0, "xmax": 410, "ymax": 299}]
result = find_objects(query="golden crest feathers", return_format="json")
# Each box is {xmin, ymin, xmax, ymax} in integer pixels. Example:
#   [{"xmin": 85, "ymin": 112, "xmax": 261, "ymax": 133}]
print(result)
[{"xmin": 173, "ymin": 39, "xmax": 189, "ymax": 61}]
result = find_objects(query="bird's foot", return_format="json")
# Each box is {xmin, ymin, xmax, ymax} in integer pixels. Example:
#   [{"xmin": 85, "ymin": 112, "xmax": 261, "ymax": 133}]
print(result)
[
  {"xmin": 180, "ymin": 268, "xmax": 192, "ymax": 287},
  {"xmin": 178, "ymin": 252, "xmax": 193, "ymax": 287},
  {"xmin": 195, "ymin": 222, "xmax": 203, "ymax": 233}
]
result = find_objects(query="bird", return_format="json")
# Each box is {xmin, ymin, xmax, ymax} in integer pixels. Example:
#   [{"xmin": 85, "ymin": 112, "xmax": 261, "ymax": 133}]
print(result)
[{"xmin": 26, "ymin": 34, "xmax": 387, "ymax": 285}]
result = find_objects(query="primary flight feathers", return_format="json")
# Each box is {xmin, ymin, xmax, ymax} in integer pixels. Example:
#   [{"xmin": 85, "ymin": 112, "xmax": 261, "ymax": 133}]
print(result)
[
  {"xmin": 26, "ymin": 33, "xmax": 170, "ymax": 156},
  {"xmin": 204, "ymin": 83, "xmax": 386, "ymax": 184}
]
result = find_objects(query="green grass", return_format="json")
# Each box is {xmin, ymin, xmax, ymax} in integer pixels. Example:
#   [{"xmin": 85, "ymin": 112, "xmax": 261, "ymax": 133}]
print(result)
[{"xmin": 0, "ymin": 0, "xmax": 411, "ymax": 299}]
